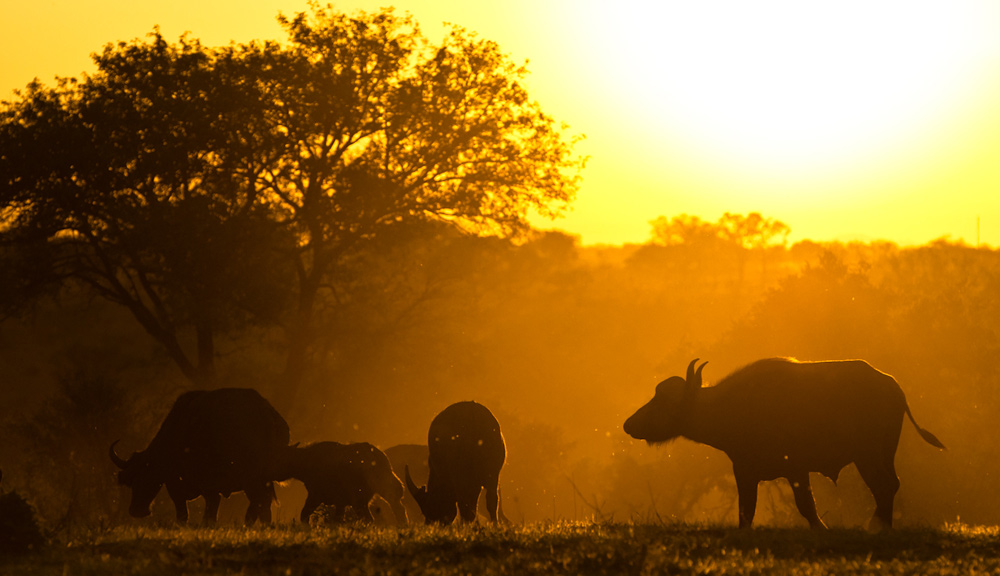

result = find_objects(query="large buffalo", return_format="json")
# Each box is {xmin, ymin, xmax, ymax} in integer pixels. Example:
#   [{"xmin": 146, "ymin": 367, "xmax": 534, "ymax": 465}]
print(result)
[
  {"xmin": 275, "ymin": 441, "xmax": 408, "ymax": 525},
  {"xmin": 404, "ymin": 401, "xmax": 506, "ymax": 524},
  {"xmin": 110, "ymin": 388, "xmax": 290, "ymax": 525},
  {"xmin": 624, "ymin": 358, "xmax": 945, "ymax": 529}
]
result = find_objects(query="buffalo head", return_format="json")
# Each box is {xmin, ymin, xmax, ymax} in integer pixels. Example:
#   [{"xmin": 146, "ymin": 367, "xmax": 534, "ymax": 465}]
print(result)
[
  {"xmin": 403, "ymin": 465, "xmax": 457, "ymax": 525},
  {"xmin": 624, "ymin": 358, "xmax": 707, "ymax": 443},
  {"xmin": 109, "ymin": 440, "xmax": 163, "ymax": 518}
]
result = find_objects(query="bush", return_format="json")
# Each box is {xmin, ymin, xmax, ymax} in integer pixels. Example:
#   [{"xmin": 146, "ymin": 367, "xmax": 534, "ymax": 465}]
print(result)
[{"xmin": 0, "ymin": 485, "xmax": 46, "ymax": 553}]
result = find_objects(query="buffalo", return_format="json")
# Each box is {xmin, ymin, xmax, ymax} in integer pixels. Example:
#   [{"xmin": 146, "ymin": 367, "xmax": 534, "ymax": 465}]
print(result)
[
  {"xmin": 384, "ymin": 443, "xmax": 509, "ymax": 524},
  {"xmin": 109, "ymin": 388, "xmax": 290, "ymax": 525},
  {"xmin": 383, "ymin": 444, "xmax": 428, "ymax": 524},
  {"xmin": 275, "ymin": 441, "xmax": 408, "ymax": 525},
  {"xmin": 624, "ymin": 358, "xmax": 945, "ymax": 529},
  {"xmin": 404, "ymin": 401, "xmax": 506, "ymax": 524}
]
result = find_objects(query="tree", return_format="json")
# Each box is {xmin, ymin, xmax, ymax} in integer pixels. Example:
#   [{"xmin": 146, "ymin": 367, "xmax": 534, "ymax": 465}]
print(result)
[
  {"xmin": 649, "ymin": 214, "xmax": 726, "ymax": 248},
  {"xmin": 0, "ymin": 5, "xmax": 584, "ymax": 409},
  {"xmin": 241, "ymin": 6, "xmax": 584, "ymax": 409},
  {"xmin": 718, "ymin": 212, "xmax": 789, "ymax": 252},
  {"xmin": 0, "ymin": 32, "xmax": 288, "ymax": 387},
  {"xmin": 648, "ymin": 212, "xmax": 789, "ymax": 290}
]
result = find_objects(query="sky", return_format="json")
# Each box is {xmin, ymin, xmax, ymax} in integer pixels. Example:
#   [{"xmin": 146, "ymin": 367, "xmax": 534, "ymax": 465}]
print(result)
[{"xmin": 3, "ymin": 1, "xmax": 1000, "ymax": 247}]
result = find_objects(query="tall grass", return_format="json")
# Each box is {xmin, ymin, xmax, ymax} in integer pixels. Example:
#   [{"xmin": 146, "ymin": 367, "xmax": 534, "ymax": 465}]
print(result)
[{"xmin": 2, "ymin": 522, "xmax": 998, "ymax": 575}]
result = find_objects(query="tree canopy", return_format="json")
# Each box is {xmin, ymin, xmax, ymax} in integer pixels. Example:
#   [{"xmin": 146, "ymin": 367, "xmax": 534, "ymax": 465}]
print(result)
[{"xmin": 0, "ymin": 5, "xmax": 584, "ymax": 407}]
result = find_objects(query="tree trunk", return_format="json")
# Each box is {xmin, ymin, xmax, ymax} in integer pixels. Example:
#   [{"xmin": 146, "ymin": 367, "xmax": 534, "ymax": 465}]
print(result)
[{"xmin": 274, "ymin": 259, "xmax": 324, "ymax": 415}]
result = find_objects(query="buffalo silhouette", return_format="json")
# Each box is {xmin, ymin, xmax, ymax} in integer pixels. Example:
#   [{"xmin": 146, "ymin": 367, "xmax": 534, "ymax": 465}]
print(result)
[
  {"xmin": 404, "ymin": 401, "xmax": 506, "ymax": 524},
  {"xmin": 110, "ymin": 388, "xmax": 289, "ymax": 525},
  {"xmin": 384, "ymin": 443, "xmax": 509, "ymax": 524},
  {"xmin": 624, "ymin": 358, "xmax": 945, "ymax": 529},
  {"xmin": 275, "ymin": 441, "xmax": 408, "ymax": 525}
]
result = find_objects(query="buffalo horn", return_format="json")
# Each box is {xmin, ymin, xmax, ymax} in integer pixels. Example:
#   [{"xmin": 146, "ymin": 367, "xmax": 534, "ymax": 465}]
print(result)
[
  {"xmin": 693, "ymin": 361, "xmax": 708, "ymax": 388},
  {"xmin": 109, "ymin": 440, "xmax": 128, "ymax": 469},
  {"xmin": 685, "ymin": 358, "xmax": 700, "ymax": 383},
  {"xmin": 403, "ymin": 465, "xmax": 424, "ymax": 501}
]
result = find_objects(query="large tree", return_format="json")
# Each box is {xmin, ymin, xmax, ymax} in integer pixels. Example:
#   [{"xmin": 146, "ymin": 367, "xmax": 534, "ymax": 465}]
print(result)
[
  {"xmin": 0, "ymin": 32, "xmax": 287, "ymax": 387},
  {"xmin": 0, "ymin": 5, "xmax": 584, "ymax": 409}
]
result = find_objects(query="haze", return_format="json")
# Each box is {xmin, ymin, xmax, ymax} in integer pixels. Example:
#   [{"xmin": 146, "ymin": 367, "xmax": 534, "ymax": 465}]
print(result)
[{"xmin": 1, "ymin": 1, "xmax": 1000, "ymax": 531}]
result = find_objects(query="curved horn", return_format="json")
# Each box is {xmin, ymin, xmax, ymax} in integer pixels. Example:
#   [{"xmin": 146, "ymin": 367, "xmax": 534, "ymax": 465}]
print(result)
[
  {"xmin": 404, "ymin": 465, "xmax": 425, "ymax": 504},
  {"xmin": 685, "ymin": 358, "xmax": 700, "ymax": 383},
  {"xmin": 403, "ymin": 465, "xmax": 419, "ymax": 495},
  {"xmin": 692, "ymin": 361, "xmax": 708, "ymax": 388},
  {"xmin": 109, "ymin": 440, "xmax": 128, "ymax": 469}
]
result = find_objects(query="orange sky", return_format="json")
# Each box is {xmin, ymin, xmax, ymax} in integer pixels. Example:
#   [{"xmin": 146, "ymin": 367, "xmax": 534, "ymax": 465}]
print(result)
[{"xmin": 4, "ymin": 1, "xmax": 1000, "ymax": 247}]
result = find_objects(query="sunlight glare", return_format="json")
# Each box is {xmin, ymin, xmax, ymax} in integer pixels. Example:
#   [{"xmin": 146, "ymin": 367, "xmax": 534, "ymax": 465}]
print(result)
[{"xmin": 573, "ymin": 1, "xmax": 1000, "ymax": 181}]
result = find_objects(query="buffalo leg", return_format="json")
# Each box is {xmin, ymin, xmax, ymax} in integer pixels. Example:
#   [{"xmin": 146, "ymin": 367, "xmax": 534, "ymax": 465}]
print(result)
[
  {"xmin": 244, "ymin": 484, "xmax": 273, "ymax": 525},
  {"xmin": 457, "ymin": 500, "xmax": 477, "ymax": 523},
  {"xmin": 202, "ymin": 493, "xmax": 222, "ymax": 526},
  {"xmin": 733, "ymin": 467, "xmax": 758, "ymax": 528},
  {"xmin": 355, "ymin": 496, "xmax": 375, "ymax": 523},
  {"xmin": 301, "ymin": 494, "xmax": 321, "ymax": 524},
  {"xmin": 788, "ymin": 473, "xmax": 826, "ymax": 529},
  {"xmin": 257, "ymin": 502, "xmax": 272, "ymax": 524},
  {"xmin": 171, "ymin": 496, "xmax": 189, "ymax": 524},
  {"xmin": 258, "ymin": 483, "xmax": 275, "ymax": 523},
  {"xmin": 484, "ymin": 479, "xmax": 501, "ymax": 523},
  {"xmin": 245, "ymin": 501, "xmax": 259, "ymax": 525},
  {"xmin": 165, "ymin": 482, "xmax": 190, "ymax": 524},
  {"xmin": 855, "ymin": 457, "xmax": 899, "ymax": 530},
  {"xmin": 457, "ymin": 487, "xmax": 481, "ymax": 523},
  {"xmin": 496, "ymin": 488, "xmax": 510, "ymax": 525}
]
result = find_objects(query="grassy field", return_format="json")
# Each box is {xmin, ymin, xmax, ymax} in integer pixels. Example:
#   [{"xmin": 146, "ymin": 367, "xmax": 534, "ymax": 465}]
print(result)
[{"xmin": 2, "ymin": 521, "xmax": 999, "ymax": 575}]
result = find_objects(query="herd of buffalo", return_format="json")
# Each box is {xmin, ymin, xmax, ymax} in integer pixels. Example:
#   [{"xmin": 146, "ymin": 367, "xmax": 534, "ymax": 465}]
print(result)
[{"xmin": 107, "ymin": 357, "xmax": 945, "ymax": 529}]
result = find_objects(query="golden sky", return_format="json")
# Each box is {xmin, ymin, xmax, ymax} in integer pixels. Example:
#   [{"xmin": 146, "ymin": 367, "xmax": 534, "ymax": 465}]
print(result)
[{"xmin": 3, "ymin": 1, "xmax": 1000, "ymax": 247}]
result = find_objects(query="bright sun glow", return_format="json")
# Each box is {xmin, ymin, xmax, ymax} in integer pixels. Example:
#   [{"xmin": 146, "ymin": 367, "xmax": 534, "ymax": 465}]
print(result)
[
  {"xmin": 572, "ymin": 0, "xmax": 1000, "ymax": 182},
  {"xmin": 4, "ymin": 0, "xmax": 1000, "ymax": 246}
]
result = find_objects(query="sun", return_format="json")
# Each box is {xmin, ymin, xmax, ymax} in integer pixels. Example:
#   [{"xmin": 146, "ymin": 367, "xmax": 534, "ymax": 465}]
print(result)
[{"xmin": 569, "ymin": 0, "xmax": 1000, "ymax": 189}]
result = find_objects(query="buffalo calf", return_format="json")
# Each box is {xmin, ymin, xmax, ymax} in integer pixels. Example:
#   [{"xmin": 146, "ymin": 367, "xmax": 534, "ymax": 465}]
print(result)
[{"xmin": 277, "ymin": 442, "xmax": 407, "ymax": 525}]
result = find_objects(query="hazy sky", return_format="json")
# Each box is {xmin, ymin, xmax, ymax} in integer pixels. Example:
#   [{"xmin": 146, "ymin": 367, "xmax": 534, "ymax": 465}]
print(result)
[{"xmin": 4, "ymin": 1, "xmax": 1000, "ymax": 246}]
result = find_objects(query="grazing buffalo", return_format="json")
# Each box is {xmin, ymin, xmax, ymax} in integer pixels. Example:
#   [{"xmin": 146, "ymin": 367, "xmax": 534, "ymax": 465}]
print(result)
[
  {"xmin": 110, "ymin": 388, "xmax": 290, "ymax": 525},
  {"xmin": 275, "ymin": 442, "xmax": 408, "ymax": 525},
  {"xmin": 382, "ymin": 444, "xmax": 428, "ymax": 524},
  {"xmin": 624, "ymin": 358, "xmax": 945, "ymax": 529},
  {"xmin": 384, "ymin": 444, "xmax": 509, "ymax": 524},
  {"xmin": 404, "ymin": 401, "xmax": 506, "ymax": 524}
]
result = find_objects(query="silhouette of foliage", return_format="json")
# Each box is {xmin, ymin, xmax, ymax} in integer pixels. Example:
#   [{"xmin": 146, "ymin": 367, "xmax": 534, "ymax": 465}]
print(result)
[
  {"xmin": 0, "ymin": 33, "xmax": 291, "ymax": 387},
  {"xmin": 0, "ymin": 6, "xmax": 584, "ymax": 406},
  {"xmin": 0, "ymin": 482, "xmax": 45, "ymax": 554}
]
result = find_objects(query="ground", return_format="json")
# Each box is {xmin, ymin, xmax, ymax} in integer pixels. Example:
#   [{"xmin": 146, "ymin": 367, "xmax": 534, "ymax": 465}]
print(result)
[{"xmin": 2, "ymin": 522, "xmax": 998, "ymax": 575}]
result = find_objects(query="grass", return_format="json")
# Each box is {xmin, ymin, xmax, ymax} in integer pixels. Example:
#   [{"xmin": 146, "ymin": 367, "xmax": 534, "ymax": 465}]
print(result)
[{"xmin": 2, "ymin": 522, "xmax": 999, "ymax": 575}]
